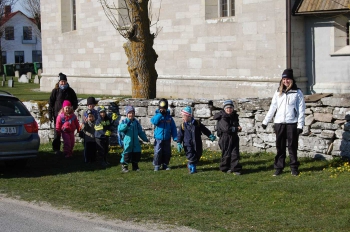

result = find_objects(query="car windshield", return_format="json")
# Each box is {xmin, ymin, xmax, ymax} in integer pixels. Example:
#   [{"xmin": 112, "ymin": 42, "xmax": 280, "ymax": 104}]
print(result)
[{"xmin": 0, "ymin": 97, "xmax": 31, "ymax": 116}]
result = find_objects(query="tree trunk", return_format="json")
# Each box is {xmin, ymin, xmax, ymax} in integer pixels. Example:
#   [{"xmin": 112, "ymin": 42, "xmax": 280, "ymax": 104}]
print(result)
[{"xmin": 123, "ymin": 0, "xmax": 158, "ymax": 99}]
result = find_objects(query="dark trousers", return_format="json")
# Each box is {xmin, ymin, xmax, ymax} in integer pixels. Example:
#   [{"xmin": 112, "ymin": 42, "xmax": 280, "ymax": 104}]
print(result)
[
  {"xmin": 52, "ymin": 117, "xmax": 61, "ymax": 151},
  {"xmin": 153, "ymin": 139, "xmax": 171, "ymax": 167},
  {"xmin": 219, "ymin": 134, "xmax": 241, "ymax": 172},
  {"xmin": 274, "ymin": 123, "xmax": 300, "ymax": 170},
  {"xmin": 84, "ymin": 141, "xmax": 97, "ymax": 163},
  {"xmin": 96, "ymin": 138, "xmax": 109, "ymax": 161},
  {"xmin": 184, "ymin": 146, "xmax": 202, "ymax": 164},
  {"xmin": 121, "ymin": 152, "xmax": 141, "ymax": 165}
]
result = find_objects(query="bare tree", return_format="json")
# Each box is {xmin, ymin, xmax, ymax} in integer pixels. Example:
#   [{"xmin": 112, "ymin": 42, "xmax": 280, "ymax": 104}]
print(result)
[
  {"xmin": 20, "ymin": 0, "xmax": 40, "ymax": 31},
  {"xmin": 100, "ymin": 0, "xmax": 162, "ymax": 99},
  {"xmin": 0, "ymin": 0, "xmax": 19, "ymax": 74}
]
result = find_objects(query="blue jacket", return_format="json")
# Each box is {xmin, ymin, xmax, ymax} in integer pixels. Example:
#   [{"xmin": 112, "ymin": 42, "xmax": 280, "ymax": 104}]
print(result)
[
  {"xmin": 94, "ymin": 115, "xmax": 112, "ymax": 139},
  {"xmin": 150, "ymin": 109, "xmax": 177, "ymax": 141},
  {"xmin": 118, "ymin": 118, "xmax": 148, "ymax": 154}
]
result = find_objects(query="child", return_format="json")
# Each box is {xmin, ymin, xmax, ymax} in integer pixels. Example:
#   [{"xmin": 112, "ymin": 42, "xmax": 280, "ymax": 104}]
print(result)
[
  {"xmin": 118, "ymin": 106, "xmax": 149, "ymax": 173},
  {"xmin": 80, "ymin": 109, "xmax": 97, "ymax": 163},
  {"xmin": 83, "ymin": 97, "xmax": 98, "ymax": 122},
  {"xmin": 150, "ymin": 98, "xmax": 177, "ymax": 171},
  {"xmin": 55, "ymin": 100, "xmax": 80, "ymax": 158},
  {"xmin": 213, "ymin": 100, "xmax": 242, "ymax": 175},
  {"xmin": 94, "ymin": 106, "xmax": 112, "ymax": 167},
  {"xmin": 177, "ymin": 106, "xmax": 216, "ymax": 174}
]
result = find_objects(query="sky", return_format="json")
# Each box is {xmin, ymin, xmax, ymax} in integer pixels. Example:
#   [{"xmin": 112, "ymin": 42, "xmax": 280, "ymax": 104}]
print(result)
[{"xmin": 12, "ymin": 1, "xmax": 30, "ymax": 17}]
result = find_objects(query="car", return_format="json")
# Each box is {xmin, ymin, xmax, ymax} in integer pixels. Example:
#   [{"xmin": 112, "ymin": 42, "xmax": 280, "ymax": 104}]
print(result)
[{"xmin": 0, "ymin": 90, "xmax": 40, "ymax": 167}]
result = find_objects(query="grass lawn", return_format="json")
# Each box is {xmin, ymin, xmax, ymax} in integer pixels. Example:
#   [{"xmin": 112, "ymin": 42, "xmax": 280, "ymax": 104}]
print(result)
[
  {"xmin": 0, "ymin": 76, "xmax": 130, "ymax": 101},
  {"xmin": 0, "ymin": 143, "xmax": 349, "ymax": 232}
]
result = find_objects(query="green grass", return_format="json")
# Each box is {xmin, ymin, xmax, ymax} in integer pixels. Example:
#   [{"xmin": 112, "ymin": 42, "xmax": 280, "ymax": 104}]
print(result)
[
  {"xmin": 0, "ymin": 76, "xmax": 130, "ymax": 101},
  {"xmin": 1, "ymin": 143, "xmax": 349, "ymax": 232}
]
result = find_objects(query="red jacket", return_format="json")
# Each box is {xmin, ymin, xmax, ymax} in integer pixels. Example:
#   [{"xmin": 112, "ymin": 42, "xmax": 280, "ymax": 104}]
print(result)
[{"xmin": 56, "ymin": 113, "xmax": 79, "ymax": 134}]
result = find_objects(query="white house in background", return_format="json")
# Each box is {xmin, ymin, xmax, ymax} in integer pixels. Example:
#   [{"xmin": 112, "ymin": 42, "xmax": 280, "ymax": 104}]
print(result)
[{"xmin": 1, "ymin": 6, "xmax": 42, "ymax": 64}]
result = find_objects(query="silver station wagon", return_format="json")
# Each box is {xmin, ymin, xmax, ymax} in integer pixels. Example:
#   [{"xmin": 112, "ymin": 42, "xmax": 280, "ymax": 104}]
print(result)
[{"xmin": 0, "ymin": 91, "xmax": 40, "ymax": 167}]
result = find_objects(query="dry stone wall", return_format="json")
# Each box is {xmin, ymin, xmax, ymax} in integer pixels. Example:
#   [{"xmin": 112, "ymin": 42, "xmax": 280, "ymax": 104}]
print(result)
[{"xmin": 23, "ymin": 94, "xmax": 350, "ymax": 160}]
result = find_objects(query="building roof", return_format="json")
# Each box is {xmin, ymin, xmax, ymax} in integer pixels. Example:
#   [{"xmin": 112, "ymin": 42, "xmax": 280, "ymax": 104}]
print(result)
[
  {"xmin": 293, "ymin": 0, "xmax": 350, "ymax": 15},
  {"xmin": 1, "ymin": 11, "xmax": 35, "ymax": 25}
]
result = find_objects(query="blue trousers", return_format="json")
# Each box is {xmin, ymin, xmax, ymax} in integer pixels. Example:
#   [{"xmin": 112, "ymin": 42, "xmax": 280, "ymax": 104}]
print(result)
[{"xmin": 153, "ymin": 139, "xmax": 171, "ymax": 167}]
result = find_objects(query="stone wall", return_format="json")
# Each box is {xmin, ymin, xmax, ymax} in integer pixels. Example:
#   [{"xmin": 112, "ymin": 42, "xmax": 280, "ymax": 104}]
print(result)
[{"xmin": 23, "ymin": 94, "xmax": 350, "ymax": 160}]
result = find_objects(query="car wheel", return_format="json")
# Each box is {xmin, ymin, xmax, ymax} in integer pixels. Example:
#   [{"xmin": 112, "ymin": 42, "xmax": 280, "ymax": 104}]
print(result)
[{"xmin": 4, "ymin": 159, "xmax": 28, "ymax": 168}]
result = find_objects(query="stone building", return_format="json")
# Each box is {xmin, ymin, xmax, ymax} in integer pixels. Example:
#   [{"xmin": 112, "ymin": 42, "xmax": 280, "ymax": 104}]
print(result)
[{"xmin": 39, "ymin": 0, "xmax": 350, "ymax": 99}]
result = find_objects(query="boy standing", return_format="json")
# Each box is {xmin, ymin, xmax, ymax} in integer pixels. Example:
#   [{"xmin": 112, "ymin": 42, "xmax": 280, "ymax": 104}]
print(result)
[
  {"xmin": 81, "ymin": 109, "xmax": 97, "ymax": 163},
  {"xmin": 94, "ymin": 106, "xmax": 112, "ymax": 167},
  {"xmin": 177, "ymin": 106, "xmax": 216, "ymax": 174},
  {"xmin": 213, "ymin": 100, "xmax": 242, "ymax": 175},
  {"xmin": 83, "ymin": 97, "xmax": 98, "ymax": 122},
  {"xmin": 150, "ymin": 98, "xmax": 177, "ymax": 171},
  {"xmin": 118, "ymin": 106, "xmax": 149, "ymax": 173}
]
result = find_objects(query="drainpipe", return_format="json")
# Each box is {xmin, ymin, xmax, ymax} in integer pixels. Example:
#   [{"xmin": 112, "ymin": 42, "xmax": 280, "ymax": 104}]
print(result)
[{"xmin": 287, "ymin": 0, "xmax": 291, "ymax": 69}]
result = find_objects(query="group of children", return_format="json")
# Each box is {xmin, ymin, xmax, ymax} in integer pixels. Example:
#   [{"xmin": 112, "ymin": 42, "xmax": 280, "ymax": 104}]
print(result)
[{"xmin": 55, "ymin": 97, "xmax": 243, "ymax": 174}]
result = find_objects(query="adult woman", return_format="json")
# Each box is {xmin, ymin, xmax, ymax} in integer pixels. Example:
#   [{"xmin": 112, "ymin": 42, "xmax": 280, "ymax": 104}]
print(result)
[{"xmin": 262, "ymin": 69, "xmax": 305, "ymax": 176}]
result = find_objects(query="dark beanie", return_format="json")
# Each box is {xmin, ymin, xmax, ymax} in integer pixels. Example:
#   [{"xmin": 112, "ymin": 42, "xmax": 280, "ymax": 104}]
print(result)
[
  {"xmin": 281, "ymin": 69, "xmax": 294, "ymax": 80},
  {"xmin": 87, "ymin": 97, "xmax": 97, "ymax": 106},
  {"xmin": 58, "ymin": 72, "xmax": 67, "ymax": 81}
]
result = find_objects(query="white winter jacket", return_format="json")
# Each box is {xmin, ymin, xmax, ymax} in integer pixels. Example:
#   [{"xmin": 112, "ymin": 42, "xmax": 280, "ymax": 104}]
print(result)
[{"xmin": 262, "ymin": 89, "xmax": 305, "ymax": 129}]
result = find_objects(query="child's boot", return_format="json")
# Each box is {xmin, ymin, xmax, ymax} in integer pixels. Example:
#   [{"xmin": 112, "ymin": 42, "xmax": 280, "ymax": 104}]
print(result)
[
  {"xmin": 132, "ymin": 163, "xmax": 140, "ymax": 171},
  {"xmin": 162, "ymin": 163, "xmax": 171, "ymax": 170},
  {"xmin": 122, "ymin": 164, "xmax": 129, "ymax": 173},
  {"xmin": 189, "ymin": 164, "xmax": 197, "ymax": 174},
  {"xmin": 154, "ymin": 165, "xmax": 160, "ymax": 171}
]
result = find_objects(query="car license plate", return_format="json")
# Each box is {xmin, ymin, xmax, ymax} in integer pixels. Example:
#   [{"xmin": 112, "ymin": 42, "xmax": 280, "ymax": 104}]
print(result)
[{"xmin": 0, "ymin": 127, "xmax": 16, "ymax": 134}]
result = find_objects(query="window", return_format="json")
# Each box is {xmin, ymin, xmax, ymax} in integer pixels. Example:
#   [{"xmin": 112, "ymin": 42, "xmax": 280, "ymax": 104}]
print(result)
[
  {"xmin": 23, "ymin": 26, "xmax": 32, "ymax": 40},
  {"xmin": 61, "ymin": 0, "xmax": 77, "ymax": 32},
  {"xmin": 14, "ymin": 51, "xmax": 24, "ymax": 63},
  {"xmin": 220, "ymin": 0, "xmax": 235, "ymax": 17},
  {"xmin": 32, "ymin": 50, "xmax": 42, "ymax": 62},
  {"xmin": 2, "ymin": 51, "xmax": 7, "ymax": 64},
  {"xmin": 72, "ymin": 0, "xmax": 76, "ymax": 30},
  {"xmin": 205, "ymin": 0, "xmax": 235, "ymax": 20},
  {"xmin": 5, "ymin": 27, "xmax": 14, "ymax": 40}
]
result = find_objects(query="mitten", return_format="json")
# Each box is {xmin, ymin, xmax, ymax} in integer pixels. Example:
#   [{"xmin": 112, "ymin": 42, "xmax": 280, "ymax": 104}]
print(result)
[
  {"xmin": 231, "ymin": 127, "xmax": 237, "ymax": 132},
  {"xmin": 177, "ymin": 143, "xmax": 183, "ymax": 152},
  {"xmin": 105, "ymin": 130, "xmax": 111, "ymax": 136},
  {"xmin": 298, "ymin": 128, "xmax": 303, "ymax": 135},
  {"xmin": 112, "ymin": 113, "xmax": 118, "ymax": 121},
  {"xmin": 261, "ymin": 124, "xmax": 267, "ymax": 129},
  {"xmin": 209, "ymin": 134, "xmax": 216, "ymax": 141}
]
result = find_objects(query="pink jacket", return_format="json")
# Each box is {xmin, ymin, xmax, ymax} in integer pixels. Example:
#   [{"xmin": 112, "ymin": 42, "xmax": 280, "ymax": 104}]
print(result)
[{"xmin": 56, "ymin": 113, "xmax": 80, "ymax": 134}]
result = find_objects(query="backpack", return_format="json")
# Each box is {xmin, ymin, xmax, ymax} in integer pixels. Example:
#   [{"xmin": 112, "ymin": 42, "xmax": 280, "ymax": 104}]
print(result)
[{"xmin": 118, "ymin": 119, "xmax": 139, "ymax": 148}]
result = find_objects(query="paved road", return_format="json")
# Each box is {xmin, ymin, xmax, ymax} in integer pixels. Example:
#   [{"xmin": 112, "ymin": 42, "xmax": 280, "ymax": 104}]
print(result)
[{"xmin": 0, "ymin": 197, "xmax": 197, "ymax": 232}]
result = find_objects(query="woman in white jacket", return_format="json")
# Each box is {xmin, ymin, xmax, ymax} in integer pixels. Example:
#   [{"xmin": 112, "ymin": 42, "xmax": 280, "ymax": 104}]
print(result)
[{"xmin": 262, "ymin": 69, "xmax": 305, "ymax": 176}]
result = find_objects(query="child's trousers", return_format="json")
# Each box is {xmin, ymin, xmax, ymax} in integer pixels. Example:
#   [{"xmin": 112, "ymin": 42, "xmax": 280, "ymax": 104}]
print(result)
[
  {"xmin": 84, "ymin": 141, "xmax": 97, "ymax": 163},
  {"xmin": 62, "ymin": 132, "xmax": 75, "ymax": 157},
  {"xmin": 153, "ymin": 139, "xmax": 171, "ymax": 167},
  {"xmin": 96, "ymin": 138, "xmax": 109, "ymax": 161},
  {"xmin": 219, "ymin": 133, "xmax": 242, "ymax": 172}
]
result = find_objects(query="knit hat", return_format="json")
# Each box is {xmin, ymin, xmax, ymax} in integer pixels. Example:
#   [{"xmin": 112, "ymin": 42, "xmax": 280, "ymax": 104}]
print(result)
[
  {"xmin": 159, "ymin": 98, "xmax": 168, "ymax": 109},
  {"xmin": 181, "ymin": 106, "xmax": 192, "ymax": 116},
  {"xmin": 87, "ymin": 97, "xmax": 97, "ymax": 106},
  {"xmin": 223, "ymin": 100, "xmax": 234, "ymax": 109},
  {"xmin": 125, "ymin": 106, "xmax": 135, "ymax": 115},
  {"xmin": 62, "ymin": 100, "xmax": 71, "ymax": 108},
  {"xmin": 58, "ymin": 72, "xmax": 67, "ymax": 81},
  {"xmin": 86, "ymin": 109, "xmax": 93, "ymax": 115},
  {"xmin": 281, "ymin": 68, "xmax": 294, "ymax": 80},
  {"xmin": 98, "ymin": 106, "xmax": 106, "ymax": 113}
]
